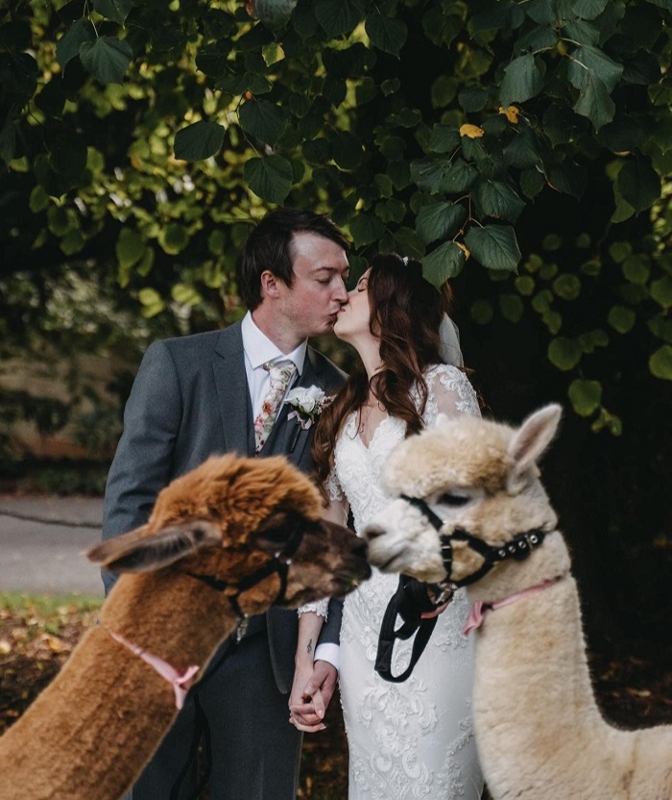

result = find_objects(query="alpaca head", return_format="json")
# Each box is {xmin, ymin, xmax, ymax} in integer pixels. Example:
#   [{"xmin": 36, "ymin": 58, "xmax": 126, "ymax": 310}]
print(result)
[
  {"xmin": 363, "ymin": 405, "xmax": 562, "ymax": 590},
  {"xmin": 88, "ymin": 454, "xmax": 370, "ymax": 615}
]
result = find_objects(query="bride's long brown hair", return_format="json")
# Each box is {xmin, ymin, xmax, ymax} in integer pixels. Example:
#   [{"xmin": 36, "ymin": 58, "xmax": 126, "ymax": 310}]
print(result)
[{"xmin": 312, "ymin": 253, "xmax": 452, "ymax": 490}]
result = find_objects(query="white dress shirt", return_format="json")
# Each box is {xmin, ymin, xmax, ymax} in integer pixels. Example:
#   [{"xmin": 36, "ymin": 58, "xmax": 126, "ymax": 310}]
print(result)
[{"xmin": 240, "ymin": 312, "xmax": 339, "ymax": 672}]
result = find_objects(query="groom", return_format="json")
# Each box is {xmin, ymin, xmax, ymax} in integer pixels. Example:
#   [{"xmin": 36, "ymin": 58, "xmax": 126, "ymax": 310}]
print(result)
[{"xmin": 101, "ymin": 208, "xmax": 351, "ymax": 799}]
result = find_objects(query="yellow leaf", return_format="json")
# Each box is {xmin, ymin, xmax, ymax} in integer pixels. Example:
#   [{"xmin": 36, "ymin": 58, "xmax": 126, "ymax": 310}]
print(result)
[
  {"xmin": 499, "ymin": 105, "xmax": 520, "ymax": 124},
  {"xmin": 0, "ymin": 639, "xmax": 12, "ymax": 654},
  {"xmin": 456, "ymin": 241, "xmax": 470, "ymax": 259},
  {"xmin": 459, "ymin": 123, "xmax": 484, "ymax": 139}
]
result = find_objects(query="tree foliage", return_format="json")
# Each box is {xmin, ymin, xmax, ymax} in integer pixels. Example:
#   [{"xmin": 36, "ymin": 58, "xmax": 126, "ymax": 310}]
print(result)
[{"xmin": 2, "ymin": 0, "xmax": 672, "ymax": 434}]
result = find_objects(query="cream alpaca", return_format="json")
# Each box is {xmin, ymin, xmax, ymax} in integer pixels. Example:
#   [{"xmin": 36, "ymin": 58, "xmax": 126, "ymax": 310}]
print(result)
[
  {"xmin": 0, "ymin": 453, "xmax": 370, "ymax": 800},
  {"xmin": 363, "ymin": 405, "xmax": 672, "ymax": 800}
]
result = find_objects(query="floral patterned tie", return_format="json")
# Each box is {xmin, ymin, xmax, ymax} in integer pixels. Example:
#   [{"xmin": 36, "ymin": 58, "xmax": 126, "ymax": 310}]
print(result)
[{"xmin": 253, "ymin": 359, "xmax": 297, "ymax": 453}]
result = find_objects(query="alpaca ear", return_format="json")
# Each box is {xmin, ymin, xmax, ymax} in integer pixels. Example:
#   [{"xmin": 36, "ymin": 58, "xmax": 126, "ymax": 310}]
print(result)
[
  {"xmin": 507, "ymin": 404, "xmax": 562, "ymax": 490},
  {"xmin": 87, "ymin": 520, "xmax": 222, "ymax": 573}
]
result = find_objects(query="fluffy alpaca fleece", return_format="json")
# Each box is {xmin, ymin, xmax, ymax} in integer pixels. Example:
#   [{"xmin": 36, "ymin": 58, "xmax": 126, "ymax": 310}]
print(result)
[
  {"xmin": 0, "ymin": 453, "xmax": 370, "ymax": 800},
  {"xmin": 363, "ymin": 406, "xmax": 672, "ymax": 800}
]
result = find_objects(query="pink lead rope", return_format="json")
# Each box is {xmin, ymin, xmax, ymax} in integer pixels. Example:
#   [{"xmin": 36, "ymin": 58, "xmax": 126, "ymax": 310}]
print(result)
[
  {"xmin": 107, "ymin": 629, "xmax": 200, "ymax": 709},
  {"xmin": 463, "ymin": 577, "xmax": 561, "ymax": 635}
]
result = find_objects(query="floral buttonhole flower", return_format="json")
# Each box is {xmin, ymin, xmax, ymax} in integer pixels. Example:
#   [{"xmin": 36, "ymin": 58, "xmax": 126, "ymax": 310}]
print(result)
[{"xmin": 284, "ymin": 386, "xmax": 331, "ymax": 430}]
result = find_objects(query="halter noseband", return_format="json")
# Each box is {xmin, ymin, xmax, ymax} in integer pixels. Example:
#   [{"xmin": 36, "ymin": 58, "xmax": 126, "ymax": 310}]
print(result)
[
  {"xmin": 400, "ymin": 494, "xmax": 548, "ymax": 587},
  {"xmin": 179, "ymin": 524, "xmax": 304, "ymax": 637}
]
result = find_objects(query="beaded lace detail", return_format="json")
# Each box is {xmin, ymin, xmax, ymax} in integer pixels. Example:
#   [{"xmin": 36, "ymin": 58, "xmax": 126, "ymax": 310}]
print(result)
[{"xmin": 332, "ymin": 364, "xmax": 483, "ymax": 799}]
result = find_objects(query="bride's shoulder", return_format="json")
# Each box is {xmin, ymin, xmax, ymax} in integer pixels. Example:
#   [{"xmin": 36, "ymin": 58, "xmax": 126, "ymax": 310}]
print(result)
[{"xmin": 423, "ymin": 362, "xmax": 467, "ymax": 383}]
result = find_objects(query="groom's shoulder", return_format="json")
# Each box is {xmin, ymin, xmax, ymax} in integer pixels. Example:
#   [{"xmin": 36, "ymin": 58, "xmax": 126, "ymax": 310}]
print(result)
[{"xmin": 150, "ymin": 324, "xmax": 238, "ymax": 358}]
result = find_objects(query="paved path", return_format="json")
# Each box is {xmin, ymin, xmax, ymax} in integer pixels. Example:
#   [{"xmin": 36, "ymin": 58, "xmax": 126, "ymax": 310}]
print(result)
[{"xmin": 0, "ymin": 495, "xmax": 105, "ymax": 596}]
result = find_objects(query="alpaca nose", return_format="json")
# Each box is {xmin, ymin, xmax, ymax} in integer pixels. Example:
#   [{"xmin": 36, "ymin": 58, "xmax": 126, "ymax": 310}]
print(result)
[
  {"xmin": 353, "ymin": 538, "xmax": 368, "ymax": 559},
  {"xmin": 363, "ymin": 524, "xmax": 384, "ymax": 541}
]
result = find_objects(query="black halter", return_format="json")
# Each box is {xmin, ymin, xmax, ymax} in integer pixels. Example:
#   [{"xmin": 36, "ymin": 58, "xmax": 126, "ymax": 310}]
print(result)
[
  {"xmin": 169, "ymin": 524, "xmax": 305, "ymax": 800},
  {"xmin": 400, "ymin": 494, "xmax": 548, "ymax": 587},
  {"xmin": 180, "ymin": 523, "xmax": 304, "ymax": 634}
]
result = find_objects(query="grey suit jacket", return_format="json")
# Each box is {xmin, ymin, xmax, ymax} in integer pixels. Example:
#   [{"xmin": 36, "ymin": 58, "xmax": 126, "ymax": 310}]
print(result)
[{"xmin": 102, "ymin": 321, "xmax": 346, "ymax": 692}]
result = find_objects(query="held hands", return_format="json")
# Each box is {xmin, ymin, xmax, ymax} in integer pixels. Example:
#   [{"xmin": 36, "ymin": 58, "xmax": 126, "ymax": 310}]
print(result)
[{"xmin": 288, "ymin": 659, "xmax": 338, "ymax": 733}]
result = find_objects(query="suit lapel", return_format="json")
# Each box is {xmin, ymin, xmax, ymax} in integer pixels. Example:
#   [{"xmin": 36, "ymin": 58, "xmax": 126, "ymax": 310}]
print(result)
[{"xmin": 212, "ymin": 323, "xmax": 254, "ymax": 456}]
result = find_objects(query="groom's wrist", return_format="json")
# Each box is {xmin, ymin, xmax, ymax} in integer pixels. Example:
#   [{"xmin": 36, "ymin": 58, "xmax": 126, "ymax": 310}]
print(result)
[{"xmin": 314, "ymin": 642, "xmax": 339, "ymax": 673}]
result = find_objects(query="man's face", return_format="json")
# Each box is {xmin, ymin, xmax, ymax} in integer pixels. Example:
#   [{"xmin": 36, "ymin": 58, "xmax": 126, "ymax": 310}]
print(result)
[{"xmin": 276, "ymin": 232, "xmax": 350, "ymax": 339}]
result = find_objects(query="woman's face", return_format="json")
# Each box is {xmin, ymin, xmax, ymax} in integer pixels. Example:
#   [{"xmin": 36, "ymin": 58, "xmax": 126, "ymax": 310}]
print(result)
[{"xmin": 333, "ymin": 267, "xmax": 373, "ymax": 342}]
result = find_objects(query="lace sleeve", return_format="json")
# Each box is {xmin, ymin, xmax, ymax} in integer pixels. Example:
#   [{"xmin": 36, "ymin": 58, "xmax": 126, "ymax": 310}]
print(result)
[
  {"xmin": 298, "ymin": 599, "xmax": 329, "ymax": 619},
  {"xmin": 297, "ymin": 468, "xmax": 348, "ymax": 620},
  {"xmin": 424, "ymin": 364, "xmax": 481, "ymax": 422}
]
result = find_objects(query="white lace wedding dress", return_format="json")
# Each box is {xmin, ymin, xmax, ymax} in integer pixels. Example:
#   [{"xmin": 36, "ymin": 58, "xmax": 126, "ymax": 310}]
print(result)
[{"xmin": 329, "ymin": 364, "xmax": 484, "ymax": 800}]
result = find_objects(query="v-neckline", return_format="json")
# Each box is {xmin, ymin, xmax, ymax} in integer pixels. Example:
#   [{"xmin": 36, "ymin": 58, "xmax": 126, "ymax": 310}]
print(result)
[{"xmin": 354, "ymin": 412, "xmax": 391, "ymax": 450}]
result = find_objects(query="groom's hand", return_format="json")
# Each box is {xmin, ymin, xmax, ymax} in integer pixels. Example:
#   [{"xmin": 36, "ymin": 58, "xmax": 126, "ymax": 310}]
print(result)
[{"xmin": 288, "ymin": 660, "xmax": 337, "ymax": 733}]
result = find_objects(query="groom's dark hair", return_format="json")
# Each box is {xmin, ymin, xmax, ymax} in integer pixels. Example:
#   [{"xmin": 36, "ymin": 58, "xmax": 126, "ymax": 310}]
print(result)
[{"xmin": 236, "ymin": 207, "xmax": 349, "ymax": 310}]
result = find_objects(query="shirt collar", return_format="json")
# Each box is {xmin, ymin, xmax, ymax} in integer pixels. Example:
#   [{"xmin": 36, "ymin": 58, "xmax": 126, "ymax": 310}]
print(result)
[{"xmin": 241, "ymin": 311, "xmax": 306, "ymax": 375}]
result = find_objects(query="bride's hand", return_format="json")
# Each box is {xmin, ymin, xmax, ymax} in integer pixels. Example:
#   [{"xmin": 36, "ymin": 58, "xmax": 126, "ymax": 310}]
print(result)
[
  {"xmin": 420, "ymin": 585, "xmax": 453, "ymax": 619},
  {"xmin": 288, "ymin": 663, "xmax": 328, "ymax": 733}
]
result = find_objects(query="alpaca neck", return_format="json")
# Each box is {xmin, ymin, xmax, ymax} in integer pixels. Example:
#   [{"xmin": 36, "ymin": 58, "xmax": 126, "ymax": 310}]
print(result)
[{"xmin": 0, "ymin": 571, "xmax": 240, "ymax": 800}]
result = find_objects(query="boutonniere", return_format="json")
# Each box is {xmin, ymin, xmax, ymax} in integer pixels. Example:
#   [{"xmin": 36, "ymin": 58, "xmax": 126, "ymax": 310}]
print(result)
[{"xmin": 284, "ymin": 386, "xmax": 331, "ymax": 430}]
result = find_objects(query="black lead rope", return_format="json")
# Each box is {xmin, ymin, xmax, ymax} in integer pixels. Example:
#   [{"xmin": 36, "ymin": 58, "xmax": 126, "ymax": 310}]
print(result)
[{"xmin": 374, "ymin": 575, "xmax": 449, "ymax": 683}]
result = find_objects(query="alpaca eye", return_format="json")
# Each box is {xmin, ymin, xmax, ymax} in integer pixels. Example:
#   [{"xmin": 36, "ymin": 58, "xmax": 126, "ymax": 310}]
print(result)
[{"xmin": 437, "ymin": 493, "xmax": 470, "ymax": 507}]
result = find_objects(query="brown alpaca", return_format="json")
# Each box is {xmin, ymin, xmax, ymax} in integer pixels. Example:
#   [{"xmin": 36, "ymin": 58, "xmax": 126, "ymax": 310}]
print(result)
[
  {"xmin": 0, "ymin": 453, "xmax": 370, "ymax": 800},
  {"xmin": 363, "ymin": 406, "xmax": 672, "ymax": 800}
]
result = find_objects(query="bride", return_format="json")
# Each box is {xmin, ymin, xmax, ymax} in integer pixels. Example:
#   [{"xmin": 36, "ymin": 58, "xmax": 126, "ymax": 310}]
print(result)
[{"xmin": 289, "ymin": 254, "xmax": 484, "ymax": 799}]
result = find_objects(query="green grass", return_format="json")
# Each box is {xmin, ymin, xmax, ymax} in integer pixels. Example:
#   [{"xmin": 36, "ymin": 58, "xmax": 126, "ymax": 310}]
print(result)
[{"xmin": 0, "ymin": 592, "xmax": 103, "ymax": 614}]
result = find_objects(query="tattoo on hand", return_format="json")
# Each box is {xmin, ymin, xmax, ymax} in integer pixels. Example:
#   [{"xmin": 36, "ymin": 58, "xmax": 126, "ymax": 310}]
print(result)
[{"xmin": 307, "ymin": 638, "xmax": 313, "ymax": 655}]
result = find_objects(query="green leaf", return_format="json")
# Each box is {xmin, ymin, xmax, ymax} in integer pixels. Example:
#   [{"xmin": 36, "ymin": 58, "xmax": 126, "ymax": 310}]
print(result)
[
  {"xmin": 28, "ymin": 185, "xmax": 49, "ymax": 213},
  {"xmin": 650, "ymin": 276, "xmax": 672, "ymax": 309},
  {"xmin": 80, "ymin": 36, "xmax": 133, "ymax": 84},
  {"xmin": 464, "ymin": 224, "xmax": 521, "ymax": 271},
  {"xmin": 172, "ymin": 283, "xmax": 203, "ymax": 306},
  {"xmin": 410, "ymin": 156, "xmax": 477, "ymax": 194},
  {"xmin": 499, "ymin": 54, "xmax": 544, "ymax": 106},
  {"xmin": 515, "ymin": 275, "xmax": 535, "ymax": 296},
  {"xmin": 427, "ymin": 124, "xmax": 460, "ymax": 154},
  {"xmin": 174, "ymin": 121, "xmax": 225, "ymax": 161},
  {"xmin": 607, "ymin": 305, "xmax": 636, "ymax": 333},
  {"xmin": 568, "ymin": 46, "xmax": 623, "ymax": 93},
  {"xmin": 138, "ymin": 287, "xmax": 166, "ymax": 318},
  {"xmin": 216, "ymin": 72, "xmax": 273, "ymax": 95},
  {"xmin": 568, "ymin": 379, "xmax": 602, "ymax": 416},
  {"xmin": 470, "ymin": 298, "xmax": 494, "ymax": 325},
  {"xmin": 472, "ymin": 179, "xmax": 526, "ymax": 223},
  {"xmin": 649, "ymin": 345, "xmax": 672, "ymax": 380},
  {"xmin": 348, "ymin": 214, "xmax": 386, "ymax": 248},
  {"xmin": 93, "ymin": 0, "xmax": 133, "ymax": 25},
  {"xmin": 616, "ymin": 159, "xmax": 661, "ymax": 214},
  {"xmin": 365, "ymin": 15, "xmax": 407, "ymax": 57},
  {"xmin": 548, "ymin": 337, "xmax": 582, "ymax": 371},
  {"xmin": 622, "ymin": 254, "xmax": 650, "ymax": 284},
  {"xmin": 56, "ymin": 19, "xmax": 96, "ymax": 70},
  {"xmin": 393, "ymin": 227, "xmax": 425, "ymax": 260},
  {"xmin": 458, "ymin": 87, "xmax": 489, "ymax": 112},
  {"xmin": 552, "ymin": 274, "xmax": 581, "ymax": 300},
  {"xmin": 416, "ymin": 201, "xmax": 467, "ymax": 245},
  {"xmin": 244, "ymin": 155, "xmax": 294, "ymax": 204},
  {"xmin": 116, "ymin": 227, "xmax": 145, "ymax": 270},
  {"xmin": 239, "ymin": 99, "xmax": 288, "ymax": 146},
  {"xmin": 573, "ymin": 0, "xmax": 610, "ymax": 20},
  {"xmin": 158, "ymin": 223, "xmax": 190, "ymax": 255},
  {"xmin": 422, "ymin": 241, "xmax": 466, "ymax": 285},
  {"xmin": 315, "ymin": 0, "xmax": 362, "ymax": 37},
  {"xmin": 499, "ymin": 293, "xmax": 524, "ymax": 323},
  {"xmin": 573, "ymin": 71, "xmax": 615, "ymax": 130}
]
